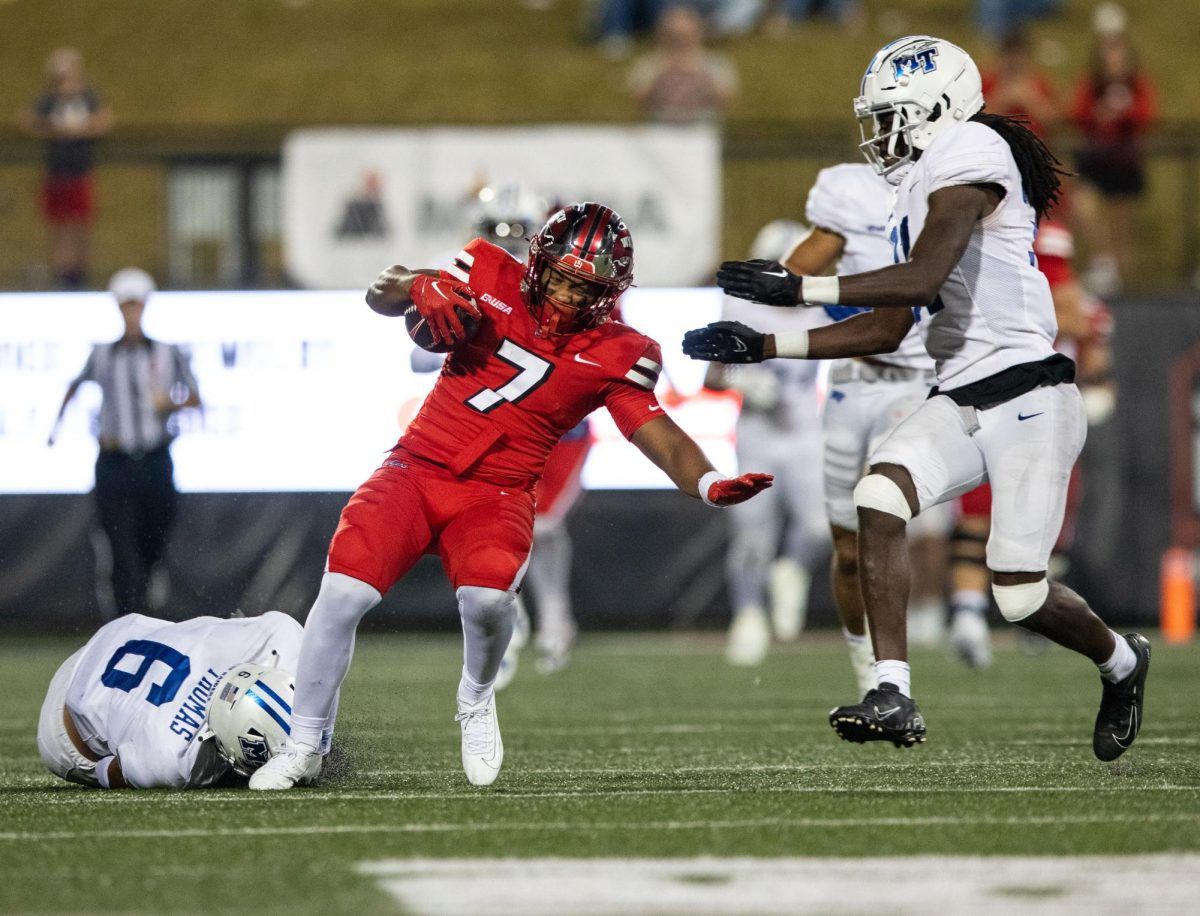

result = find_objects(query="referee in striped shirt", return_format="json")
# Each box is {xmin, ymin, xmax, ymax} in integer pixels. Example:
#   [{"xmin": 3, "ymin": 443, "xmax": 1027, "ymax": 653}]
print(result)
[{"xmin": 50, "ymin": 268, "xmax": 201, "ymax": 616}]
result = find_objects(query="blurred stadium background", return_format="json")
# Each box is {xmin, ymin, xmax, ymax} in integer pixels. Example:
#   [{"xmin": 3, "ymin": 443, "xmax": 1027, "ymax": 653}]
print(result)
[{"xmin": 1, "ymin": 0, "xmax": 1198, "ymax": 632}]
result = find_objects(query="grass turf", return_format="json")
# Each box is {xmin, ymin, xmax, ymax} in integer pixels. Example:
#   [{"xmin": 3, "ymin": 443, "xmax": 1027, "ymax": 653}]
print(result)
[{"xmin": 1, "ymin": 631, "xmax": 1198, "ymax": 913}]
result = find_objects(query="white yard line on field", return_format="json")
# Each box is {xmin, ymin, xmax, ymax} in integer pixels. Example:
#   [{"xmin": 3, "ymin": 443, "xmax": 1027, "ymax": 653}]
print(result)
[
  {"xmin": 11, "ymin": 783, "xmax": 1199, "ymax": 806},
  {"xmin": 354, "ymin": 855, "xmax": 1200, "ymax": 914},
  {"xmin": 3, "ymin": 812, "xmax": 1198, "ymax": 842}
]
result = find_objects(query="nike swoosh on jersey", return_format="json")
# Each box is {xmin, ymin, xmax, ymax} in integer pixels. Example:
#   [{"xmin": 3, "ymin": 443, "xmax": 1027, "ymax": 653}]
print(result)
[
  {"xmin": 574, "ymin": 353, "xmax": 602, "ymax": 367},
  {"xmin": 649, "ymin": 404, "xmax": 662, "ymax": 412},
  {"xmin": 1017, "ymin": 412, "xmax": 1044, "ymax": 421}
]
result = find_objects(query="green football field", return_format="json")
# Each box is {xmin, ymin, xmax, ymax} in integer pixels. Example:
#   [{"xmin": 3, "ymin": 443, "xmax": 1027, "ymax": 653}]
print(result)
[{"xmin": 2, "ymin": 631, "xmax": 1198, "ymax": 913}]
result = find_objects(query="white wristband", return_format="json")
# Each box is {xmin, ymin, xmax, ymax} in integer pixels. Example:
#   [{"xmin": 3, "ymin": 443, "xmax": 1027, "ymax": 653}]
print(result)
[
  {"xmin": 698, "ymin": 470, "xmax": 726, "ymax": 508},
  {"xmin": 800, "ymin": 275, "xmax": 840, "ymax": 305},
  {"xmin": 95, "ymin": 755, "xmax": 116, "ymax": 789},
  {"xmin": 772, "ymin": 329, "xmax": 809, "ymax": 359}
]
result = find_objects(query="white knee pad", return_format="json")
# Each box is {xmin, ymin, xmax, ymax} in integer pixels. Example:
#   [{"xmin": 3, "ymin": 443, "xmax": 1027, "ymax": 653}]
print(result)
[
  {"xmin": 853, "ymin": 474, "xmax": 913, "ymax": 522},
  {"xmin": 457, "ymin": 586, "xmax": 516, "ymax": 626},
  {"xmin": 992, "ymin": 579, "xmax": 1049, "ymax": 623},
  {"xmin": 312, "ymin": 572, "xmax": 382, "ymax": 626}
]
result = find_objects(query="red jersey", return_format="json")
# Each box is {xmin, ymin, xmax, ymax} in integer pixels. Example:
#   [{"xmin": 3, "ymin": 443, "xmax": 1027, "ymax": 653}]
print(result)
[{"xmin": 397, "ymin": 238, "xmax": 663, "ymax": 489}]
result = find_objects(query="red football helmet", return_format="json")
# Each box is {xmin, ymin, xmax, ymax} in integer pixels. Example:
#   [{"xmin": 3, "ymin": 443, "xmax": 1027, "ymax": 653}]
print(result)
[{"xmin": 522, "ymin": 202, "xmax": 634, "ymax": 336}]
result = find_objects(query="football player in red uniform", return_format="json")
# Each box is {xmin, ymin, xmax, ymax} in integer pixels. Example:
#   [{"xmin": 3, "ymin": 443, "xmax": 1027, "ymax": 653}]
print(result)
[{"xmin": 250, "ymin": 202, "xmax": 773, "ymax": 790}]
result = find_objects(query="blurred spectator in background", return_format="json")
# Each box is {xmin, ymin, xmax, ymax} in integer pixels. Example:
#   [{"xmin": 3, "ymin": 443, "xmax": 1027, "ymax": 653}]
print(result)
[
  {"xmin": 975, "ymin": 0, "xmax": 1062, "ymax": 42},
  {"xmin": 980, "ymin": 28, "xmax": 1059, "ymax": 138},
  {"xmin": 1068, "ymin": 3, "xmax": 1157, "ymax": 296},
  {"xmin": 594, "ymin": 0, "xmax": 664, "ymax": 59},
  {"xmin": 18, "ymin": 48, "xmax": 112, "ymax": 290},
  {"xmin": 763, "ymin": 0, "xmax": 865, "ymax": 38},
  {"xmin": 48, "ymin": 269, "xmax": 202, "ymax": 618},
  {"xmin": 628, "ymin": 5, "xmax": 738, "ymax": 123}
]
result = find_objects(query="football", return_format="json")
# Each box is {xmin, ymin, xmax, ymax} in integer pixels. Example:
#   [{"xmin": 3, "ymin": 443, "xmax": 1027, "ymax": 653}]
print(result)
[{"xmin": 404, "ymin": 300, "xmax": 481, "ymax": 353}]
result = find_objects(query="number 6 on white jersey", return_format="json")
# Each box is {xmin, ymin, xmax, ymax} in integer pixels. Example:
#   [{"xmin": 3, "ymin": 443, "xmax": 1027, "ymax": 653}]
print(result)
[{"xmin": 466, "ymin": 339, "xmax": 554, "ymax": 413}]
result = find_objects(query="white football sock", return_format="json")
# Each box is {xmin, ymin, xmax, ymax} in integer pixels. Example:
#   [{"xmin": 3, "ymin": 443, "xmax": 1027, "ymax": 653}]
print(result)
[
  {"xmin": 843, "ymin": 627, "xmax": 876, "ymax": 694},
  {"xmin": 874, "ymin": 659, "xmax": 911, "ymax": 697},
  {"xmin": 457, "ymin": 670, "xmax": 493, "ymax": 708},
  {"xmin": 951, "ymin": 588, "xmax": 989, "ymax": 617},
  {"xmin": 457, "ymin": 585, "xmax": 517, "ymax": 691},
  {"xmin": 526, "ymin": 522, "xmax": 576, "ymax": 643},
  {"xmin": 289, "ymin": 572, "xmax": 381, "ymax": 750},
  {"xmin": 1098, "ymin": 631, "xmax": 1137, "ymax": 683}
]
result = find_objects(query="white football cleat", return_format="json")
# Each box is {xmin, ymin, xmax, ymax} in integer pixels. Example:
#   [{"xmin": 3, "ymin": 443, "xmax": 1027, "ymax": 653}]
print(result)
[
  {"xmin": 950, "ymin": 609, "xmax": 993, "ymax": 669},
  {"xmin": 726, "ymin": 606, "xmax": 770, "ymax": 667},
  {"xmin": 248, "ymin": 744, "xmax": 322, "ymax": 791},
  {"xmin": 907, "ymin": 603, "xmax": 946, "ymax": 648},
  {"xmin": 456, "ymin": 696, "xmax": 503, "ymax": 786},
  {"xmin": 534, "ymin": 625, "xmax": 576, "ymax": 675}
]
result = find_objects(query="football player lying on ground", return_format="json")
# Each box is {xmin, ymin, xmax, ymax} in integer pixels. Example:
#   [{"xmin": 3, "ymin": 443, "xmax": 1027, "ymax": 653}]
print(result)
[
  {"xmin": 37, "ymin": 611, "xmax": 318, "ymax": 789},
  {"xmin": 250, "ymin": 202, "xmax": 773, "ymax": 791},
  {"xmin": 684, "ymin": 36, "xmax": 1149, "ymax": 760}
]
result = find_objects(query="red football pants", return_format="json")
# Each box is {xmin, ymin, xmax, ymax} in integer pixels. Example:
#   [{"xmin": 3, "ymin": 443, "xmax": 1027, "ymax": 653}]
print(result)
[{"xmin": 327, "ymin": 455, "xmax": 536, "ymax": 594}]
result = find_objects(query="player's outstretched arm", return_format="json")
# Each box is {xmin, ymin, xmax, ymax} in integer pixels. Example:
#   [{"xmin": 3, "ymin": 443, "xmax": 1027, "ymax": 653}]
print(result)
[
  {"xmin": 631, "ymin": 415, "xmax": 772, "ymax": 506},
  {"xmin": 683, "ymin": 307, "xmax": 913, "ymax": 364},
  {"xmin": 718, "ymin": 185, "xmax": 997, "ymax": 310}
]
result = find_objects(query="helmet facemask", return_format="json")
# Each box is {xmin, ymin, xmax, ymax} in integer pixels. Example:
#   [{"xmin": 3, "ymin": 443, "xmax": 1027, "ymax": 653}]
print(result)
[{"xmin": 856, "ymin": 97, "xmax": 928, "ymax": 183}]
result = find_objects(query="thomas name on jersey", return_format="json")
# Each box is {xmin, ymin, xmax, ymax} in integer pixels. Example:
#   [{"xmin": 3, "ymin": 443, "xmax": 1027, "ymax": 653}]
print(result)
[{"xmin": 167, "ymin": 667, "xmax": 224, "ymax": 742}]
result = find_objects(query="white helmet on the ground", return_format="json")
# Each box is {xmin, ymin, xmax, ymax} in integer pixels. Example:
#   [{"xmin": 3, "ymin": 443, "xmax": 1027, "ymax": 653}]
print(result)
[
  {"xmin": 206, "ymin": 663, "xmax": 296, "ymax": 776},
  {"xmin": 855, "ymin": 35, "xmax": 983, "ymax": 182}
]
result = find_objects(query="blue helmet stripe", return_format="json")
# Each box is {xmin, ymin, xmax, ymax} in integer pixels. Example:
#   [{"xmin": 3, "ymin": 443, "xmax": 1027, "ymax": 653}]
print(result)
[
  {"xmin": 245, "ymin": 688, "xmax": 291, "ymax": 734},
  {"xmin": 253, "ymin": 678, "xmax": 293, "ymax": 715}
]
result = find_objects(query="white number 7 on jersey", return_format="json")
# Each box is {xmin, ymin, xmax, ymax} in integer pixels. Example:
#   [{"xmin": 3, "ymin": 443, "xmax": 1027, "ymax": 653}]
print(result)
[{"xmin": 466, "ymin": 339, "xmax": 554, "ymax": 413}]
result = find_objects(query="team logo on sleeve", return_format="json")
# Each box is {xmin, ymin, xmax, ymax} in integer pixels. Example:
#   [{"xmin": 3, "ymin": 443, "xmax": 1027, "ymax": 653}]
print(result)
[{"xmin": 892, "ymin": 47, "xmax": 938, "ymax": 79}]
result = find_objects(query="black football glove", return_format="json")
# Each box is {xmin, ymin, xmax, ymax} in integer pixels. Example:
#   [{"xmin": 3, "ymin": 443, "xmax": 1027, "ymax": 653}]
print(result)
[
  {"xmin": 682, "ymin": 321, "xmax": 766, "ymax": 364},
  {"xmin": 716, "ymin": 259, "xmax": 802, "ymax": 306}
]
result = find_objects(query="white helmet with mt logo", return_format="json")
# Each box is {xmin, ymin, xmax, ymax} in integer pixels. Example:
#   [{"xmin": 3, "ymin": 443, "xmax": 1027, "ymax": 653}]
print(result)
[{"xmin": 854, "ymin": 36, "xmax": 984, "ymax": 183}]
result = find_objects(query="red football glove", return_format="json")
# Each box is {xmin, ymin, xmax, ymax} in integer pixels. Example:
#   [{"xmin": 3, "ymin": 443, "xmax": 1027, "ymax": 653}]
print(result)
[
  {"xmin": 703, "ymin": 472, "xmax": 774, "ymax": 507},
  {"xmin": 410, "ymin": 274, "xmax": 482, "ymax": 346}
]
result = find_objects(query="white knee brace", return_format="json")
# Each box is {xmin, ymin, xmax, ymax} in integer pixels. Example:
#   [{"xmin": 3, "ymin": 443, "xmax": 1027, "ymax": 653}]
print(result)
[
  {"xmin": 853, "ymin": 474, "xmax": 913, "ymax": 522},
  {"xmin": 992, "ymin": 579, "xmax": 1049, "ymax": 623},
  {"xmin": 457, "ymin": 586, "xmax": 517, "ymax": 627}
]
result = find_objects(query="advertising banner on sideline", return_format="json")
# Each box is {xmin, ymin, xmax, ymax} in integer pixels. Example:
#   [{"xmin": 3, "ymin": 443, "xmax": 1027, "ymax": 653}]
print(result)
[
  {"xmin": 282, "ymin": 125, "xmax": 720, "ymax": 290},
  {"xmin": 0, "ymin": 288, "xmax": 735, "ymax": 494}
]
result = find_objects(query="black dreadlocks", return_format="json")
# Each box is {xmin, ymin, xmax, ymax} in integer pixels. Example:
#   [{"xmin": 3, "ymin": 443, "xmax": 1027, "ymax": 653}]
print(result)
[{"xmin": 970, "ymin": 111, "xmax": 1069, "ymax": 220}]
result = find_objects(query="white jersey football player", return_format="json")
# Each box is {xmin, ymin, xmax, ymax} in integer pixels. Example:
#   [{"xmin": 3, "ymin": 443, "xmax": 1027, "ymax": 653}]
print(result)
[
  {"xmin": 785, "ymin": 163, "xmax": 954, "ymax": 694},
  {"xmin": 688, "ymin": 35, "xmax": 1150, "ymax": 760},
  {"xmin": 37, "ymin": 611, "xmax": 324, "ymax": 789},
  {"xmin": 705, "ymin": 221, "xmax": 828, "ymax": 666}
]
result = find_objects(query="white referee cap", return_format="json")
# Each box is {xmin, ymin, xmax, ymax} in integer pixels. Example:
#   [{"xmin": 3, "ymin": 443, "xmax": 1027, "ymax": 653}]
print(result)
[{"xmin": 108, "ymin": 267, "xmax": 157, "ymax": 304}]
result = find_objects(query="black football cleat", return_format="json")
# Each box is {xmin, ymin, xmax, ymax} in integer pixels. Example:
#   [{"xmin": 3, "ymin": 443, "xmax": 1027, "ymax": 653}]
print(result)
[
  {"xmin": 1093, "ymin": 633, "xmax": 1151, "ymax": 762},
  {"xmin": 829, "ymin": 682, "xmax": 926, "ymax": 748}
]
